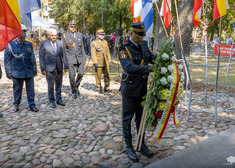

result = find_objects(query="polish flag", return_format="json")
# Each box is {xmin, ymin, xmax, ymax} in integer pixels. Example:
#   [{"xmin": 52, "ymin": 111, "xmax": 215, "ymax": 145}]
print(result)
[
  {"xmin": 160, "ymin": 0, "xmax": 171, "ymax": 28},
  {"xmin": 131, "ymin": 0, "xmax": 142, "ymax": 23}
]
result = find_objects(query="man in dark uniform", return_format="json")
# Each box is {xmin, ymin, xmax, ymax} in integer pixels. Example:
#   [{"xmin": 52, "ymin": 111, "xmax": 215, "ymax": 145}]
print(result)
[
  {"xmin": 62, "ymin": 20, "xmax": 86, "ymax": 99},
  {"xmin": 4, "ymin": 32, "xmax": 38, "ymax": 112},
  {"xmin": 119, "ymin": 22, "xmax": 155, "ymax": 162},
  {"xmin": 86, "ymin": 33, "xmax": 91, "ymax": 56}
]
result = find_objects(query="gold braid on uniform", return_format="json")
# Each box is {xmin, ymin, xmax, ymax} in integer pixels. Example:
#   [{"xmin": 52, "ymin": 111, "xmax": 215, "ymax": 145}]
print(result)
[
  {"xmin": 63, "ymin": 34, "xmax": 75, "ymax": 48},
  {"xmin": 92, "ymin": 41, "xmax": 103, "ymax": 52},
  {"xmin": 120, "ymin": 46, "xmax": 144, "ymax": 81}
]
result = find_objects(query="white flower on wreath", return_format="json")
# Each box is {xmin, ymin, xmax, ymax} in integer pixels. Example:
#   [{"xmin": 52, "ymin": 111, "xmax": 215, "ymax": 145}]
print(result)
[
  {"xmin": 178, "ymin": 64, "xmax": 183, "ymax": 71},
  {"xmin": 161, "ymin": 67, "xmax": 168, "ymax": 74},
  {"xmin": 180, "ymin": 72, "xmax": 185, "ymax": 82},
  {"xmin": 171, "ymin": 56, "xmax": 177, "ymax": 62},
  {"xmin": 167, "ymin": 75, "xmax": 174, "ymax": 83},
  {"xmin": 161, "ymin": 53, "xmax": 169, "ymax": 60},
  {"xmin": 168, "ymin": 64, "xmax": 174, "ymax": 73},
  {"xmin": 172, "ymin": 51, "xmax": 176, "ymax": 57},
  {"xmin": 160, "ymin": 77, "xmax": 168, "ymax": 85}
]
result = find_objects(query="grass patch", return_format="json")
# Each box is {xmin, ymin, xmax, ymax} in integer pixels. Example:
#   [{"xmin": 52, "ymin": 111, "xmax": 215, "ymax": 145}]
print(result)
[
  {"xmin": 83, "ymin": 55, "xmax": 235, "ymax": 87},
  {"xmin": 188, "ymin": 55, "xmax": 235, "ymax": 87}
]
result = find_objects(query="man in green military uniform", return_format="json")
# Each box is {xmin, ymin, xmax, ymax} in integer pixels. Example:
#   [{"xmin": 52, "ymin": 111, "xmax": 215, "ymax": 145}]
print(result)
[
  {"xmin": 119, "ymin": 22, "xmax": 156, "ymax": 162},
  {"xmin": 91, "ymin": 28, "xmax": 111, "ymax": 93}
]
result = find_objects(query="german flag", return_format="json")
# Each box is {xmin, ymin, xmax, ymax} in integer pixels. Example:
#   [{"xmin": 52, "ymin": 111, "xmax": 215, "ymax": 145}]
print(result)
[{"xmin": 0, "ymin": 0, "xmax": 22, "ymax": 51}]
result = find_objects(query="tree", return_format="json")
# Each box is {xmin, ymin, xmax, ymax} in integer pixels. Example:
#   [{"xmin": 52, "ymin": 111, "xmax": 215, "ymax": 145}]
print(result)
[
  {"xmin": 153, "ymin": 2, "xmax": 171, "ymax": 53},
  {"xmin": 174, "ymin": 0, "xmax": 195, "ymax": 58},
  {"xmin": 50, "ymin": 0, "xmax": 133, "ymax": 34}
]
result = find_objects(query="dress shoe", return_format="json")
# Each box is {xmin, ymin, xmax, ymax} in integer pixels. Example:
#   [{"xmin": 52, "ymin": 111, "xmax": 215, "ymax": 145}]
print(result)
[
  {"xmin": 56, "ymin": 100, "xmax": 66, "ymax": 106},
  {"xmin": 50, "ymin": 102, "xmax": 56, "ymax": 108},
  {"xmin": 97, "ymin": 89, "xmax": 102, "ymax": 94},
  {"xmin": 138, "ymin": 144, "xmax": 154, "ymax": 158},
  {"xmin": 76, "ymin": 90, "xmax": 80, "ymax": 96},
  {"xmin": 30, "ymin": 107, "xmax": 39, "ymax": 112},
  {"xmin": 14, "ymin": 106, "xmax": 19, "ymax": 112},
  {"xmin": 126, "ymin": 147, "xmax": 139, "ymax": 162},
  {"xmin": 104, "ymin": 89, "xmax": 111, "ymax": 93},
  {"xmin": 72, "ymin": 93, "xmax": 77, "ymax": 99},
  {"xmin": 0, "ymin": 113, "xmax": 3, "ymax": 118}
]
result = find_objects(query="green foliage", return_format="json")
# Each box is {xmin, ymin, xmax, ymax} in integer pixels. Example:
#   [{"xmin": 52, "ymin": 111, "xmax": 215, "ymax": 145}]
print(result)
[
  {"xmin": 143, "ymin": 39, "xmax": 174, "ymax": 131},
  {"xmin": 50, "ymin": 0, "xmax": 133, "ymax": 34}
]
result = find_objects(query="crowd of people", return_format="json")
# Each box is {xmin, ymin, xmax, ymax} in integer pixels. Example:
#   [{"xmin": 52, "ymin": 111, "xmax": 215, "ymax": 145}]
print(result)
[
  {"xmin": 209, "ymin": 34, "xmax": 233, "ymax": 48},
  {"xmin": 0, "ymin": 20, "xmax": 156, "ymax": 162}
]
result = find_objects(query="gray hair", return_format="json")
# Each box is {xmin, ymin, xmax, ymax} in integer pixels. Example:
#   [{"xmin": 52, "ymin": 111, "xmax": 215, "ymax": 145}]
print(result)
[{"xmin": 48, "ymin": 29, "xmax": 57, "ymax": 35}]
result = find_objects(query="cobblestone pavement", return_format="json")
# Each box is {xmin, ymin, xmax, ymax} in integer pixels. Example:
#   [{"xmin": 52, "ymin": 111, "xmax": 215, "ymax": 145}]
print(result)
[{"xmin": 0, "ymin": 52, "xmax": 235, "ymax": 168}]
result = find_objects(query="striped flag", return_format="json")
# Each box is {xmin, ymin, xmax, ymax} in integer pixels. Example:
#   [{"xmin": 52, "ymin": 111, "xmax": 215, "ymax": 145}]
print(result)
[
  {"xmin": 131, "ymin": 0, "xmax": 142, "ymax": 23},
  {"xmin": 18, "ymin": 0, "xmax": 41, "ymax": 31},
  {"xmin": 193, "ymin": 0, "xmax": 202, "ymax": 27},
  {"xmin": 0, "ymin": 0, "xmax": 22, "ymax": 51},
  {"xmin": 141, "ymin": 0, "xmax": 153, "ymax": 40},
  {"xmin": 213, "ymin": 0, "xmax": 230, "ymax": 25},
  {"xmin": 160, "ymin": 0, "xmax": 171, "ymax": 28}
]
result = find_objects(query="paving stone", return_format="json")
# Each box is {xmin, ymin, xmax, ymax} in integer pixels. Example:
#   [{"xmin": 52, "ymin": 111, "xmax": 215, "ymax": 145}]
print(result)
[{"xmin": 0, "ymin": 59, "xmax": 234, "ymax": 168}]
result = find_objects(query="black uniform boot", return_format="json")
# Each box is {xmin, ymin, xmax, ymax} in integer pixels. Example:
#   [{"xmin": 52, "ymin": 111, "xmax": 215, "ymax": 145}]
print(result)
[
  {"xmin": 138, "ymin": 138, "xmax": 154, "ymax": 158},
  {"xmin": 125, "ymin": 139, "xmax": 139, "ymax": 162}
]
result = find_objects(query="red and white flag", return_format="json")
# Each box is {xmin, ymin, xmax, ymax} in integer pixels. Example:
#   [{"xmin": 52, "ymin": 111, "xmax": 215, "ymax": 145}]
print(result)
[
  {"xmin": 160, "ymin": 0, "xmax": 171, "ymax": 28},
  {"xmin": 131, "ymin": 0, "xmax": 142, "ymax": 23},
  {"xmin": 192, "ymin": 0, "xmax": 202, "ymax": 27}
]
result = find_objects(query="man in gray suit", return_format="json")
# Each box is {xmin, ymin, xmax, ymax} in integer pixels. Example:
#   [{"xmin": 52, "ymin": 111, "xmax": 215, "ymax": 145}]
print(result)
[
  {"xmin": 62, "ymin": 20, "xmax": 86, "ymax": 99},
  {"xmin": 39, "ymin": 29, "xmax": 69, "ymax": 108}
]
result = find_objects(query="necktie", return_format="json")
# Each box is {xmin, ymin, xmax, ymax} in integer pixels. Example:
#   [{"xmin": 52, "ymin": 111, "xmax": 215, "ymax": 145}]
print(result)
[{"xmin": 52, "ymin": 42, "xmax": 57, "ymax": 53}]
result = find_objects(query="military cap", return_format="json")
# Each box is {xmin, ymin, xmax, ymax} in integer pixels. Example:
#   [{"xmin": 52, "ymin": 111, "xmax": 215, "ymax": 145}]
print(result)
[
  {"xmin": 68, "ymin": 20, "xmax": 77, "ymax": 26},
  {"xmin": 130, "ymin": 22, "xmax": 146, "ymax": 37},
  {"xmin": 19, "ymin": 30, "xmax": 27, "ymax": 38},
  {"xmin": 96, "ymin": 28, "xmax": 105, "ymax": 35}
]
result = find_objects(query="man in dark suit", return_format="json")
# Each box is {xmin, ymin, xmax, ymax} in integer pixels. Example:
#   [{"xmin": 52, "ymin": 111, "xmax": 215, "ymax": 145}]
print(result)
[
  {"xmin": 62, "ymin": 20, "xmax": 86, "ymax": 99},
  {"xmin": 119, "ymin": 22, "xmax": 155, "ymax": 162},
  {"xmin": 39, "ymin": 29, "xmax": 69, "ymax": 108},
  {"xmin": 86, "ymin": 33, "xmax": 91, "ymax": 56},
  {"xmin": 4, "ymin": 32, "xmax": 38, "ymax": 112}
]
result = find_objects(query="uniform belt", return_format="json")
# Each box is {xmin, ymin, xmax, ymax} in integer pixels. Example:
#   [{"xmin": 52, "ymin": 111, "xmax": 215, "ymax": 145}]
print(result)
[{"xmin": 123, "ymin": 71, "xmax": 147, "ymax": 79}]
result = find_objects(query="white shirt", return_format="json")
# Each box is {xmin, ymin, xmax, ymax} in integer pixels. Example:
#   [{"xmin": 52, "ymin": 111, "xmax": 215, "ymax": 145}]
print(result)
[
  {"xmin": 225, "ymin": 37, "xmax": 233, "ymax": 45},
  {"xmin": 130, "ymin": 38, "xmax": 139, "ymax": 48}
]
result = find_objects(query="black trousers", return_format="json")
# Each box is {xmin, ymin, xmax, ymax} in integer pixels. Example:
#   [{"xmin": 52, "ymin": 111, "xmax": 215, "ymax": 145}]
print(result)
[
  {"xmin": 68, "ymin": 63, "xmax": 84, "ymax": 94},
  {"xmin": 46, "ymin": 69, "xmax": 63, "ymax": 103},
  {"xmin": 122, "ymin": 95, "xmax": 143, "ymax": 140},
  {"xmin": 12, "ymin": 77, "xmax": 36, "ymax": 108}
]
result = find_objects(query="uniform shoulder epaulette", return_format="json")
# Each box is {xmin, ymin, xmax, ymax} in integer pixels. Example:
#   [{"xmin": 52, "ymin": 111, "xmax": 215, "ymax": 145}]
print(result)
[{"xmin": 123, "ymin": 41, "xmax": 130, "ymax": 46}]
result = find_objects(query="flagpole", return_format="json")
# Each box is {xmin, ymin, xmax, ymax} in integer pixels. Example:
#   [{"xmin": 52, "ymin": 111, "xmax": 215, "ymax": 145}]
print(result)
[
  {"xmin": 174, "ymin": 0, "xmax": 192, "ymax": 121},
  {"xmin": 226, "ymin": 26, "xmax": 235, "ymax": 99},
  {"xmin": 214, "ymin": 17, "xmax": 222, "ymax": 125},
  {"xmin": 154, "ymin": 2, "xmax": 169, "ymax": 38},
  {"xmin": 203, "ymin": 1, "xmax": 208, "ymax": 104}
]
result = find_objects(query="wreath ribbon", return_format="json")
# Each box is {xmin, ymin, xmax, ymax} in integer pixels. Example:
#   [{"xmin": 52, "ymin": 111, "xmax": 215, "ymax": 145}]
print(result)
[{"xmin": 152, "ymin": 62, "xmax": 180, "ymax": 144}]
